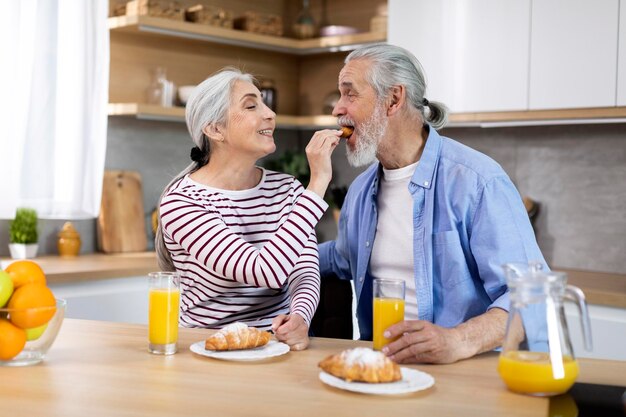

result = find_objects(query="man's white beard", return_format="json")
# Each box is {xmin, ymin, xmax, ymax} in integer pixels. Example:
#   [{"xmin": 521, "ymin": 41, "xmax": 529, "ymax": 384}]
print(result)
[{"xmin": 346, "ymin": 103, "xmax": 388, "ymax": 167}]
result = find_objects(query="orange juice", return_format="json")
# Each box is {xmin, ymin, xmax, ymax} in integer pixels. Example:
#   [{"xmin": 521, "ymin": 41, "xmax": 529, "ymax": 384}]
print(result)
[
  {"xmin": 498, "ymin": 351, "xmax": 579, "ymax": 396},
  {"xmin": 373, "ymin": 297, "xmax": 405, "ymax": 350},
  {"xmin": 148, "ymin": 288, "xmax": 180, "ymax": 345}
]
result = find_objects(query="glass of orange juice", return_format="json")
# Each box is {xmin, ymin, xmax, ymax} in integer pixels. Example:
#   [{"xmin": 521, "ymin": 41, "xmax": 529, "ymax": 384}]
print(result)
[
  {"xmin": 148, "ymin": 272, "xmax": 180, "ymax": 355},
  {"xmin": 372, "ymin": 279, "xmax": 405, "ymax": 350}
]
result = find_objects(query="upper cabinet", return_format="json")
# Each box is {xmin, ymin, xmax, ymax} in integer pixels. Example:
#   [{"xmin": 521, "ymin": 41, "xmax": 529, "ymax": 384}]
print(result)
[
  {"xmin": 529, "ymin": 0, "xmax": 619, "ymax": 109},
  {"xmin": 389, "ymin": 0, "xmax": 626, "ymax": 125},
  {"xmin": 389, "ymin": 0, "xmax": 531, "ymax": 113},
  {"xmin": 618, "ymin": 0, "xmax": 626, "ymax": 106}
]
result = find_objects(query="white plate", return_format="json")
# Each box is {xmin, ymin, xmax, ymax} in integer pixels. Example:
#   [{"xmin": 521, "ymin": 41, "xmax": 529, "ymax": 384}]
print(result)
[
  {"xmin": 190, "ymin": 340, "xmax": 290, "ymax": 361},
  {"xmin": 319, "ymin": 367, "xmax": 435, "ymax": 395}
]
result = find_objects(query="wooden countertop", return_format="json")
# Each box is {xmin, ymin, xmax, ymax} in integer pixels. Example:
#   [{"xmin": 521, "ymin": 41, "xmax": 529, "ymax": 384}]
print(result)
[
  {"xmin": 1, "ymin": 253, "xmax": 623, "ymax": 308},
  {"xmin": 2, "ymin": 319, "xmax": 624, "ymax": 417},
  {"xmin": 0, "ymin": 252, "xmax": 158, "ymax": 284}
]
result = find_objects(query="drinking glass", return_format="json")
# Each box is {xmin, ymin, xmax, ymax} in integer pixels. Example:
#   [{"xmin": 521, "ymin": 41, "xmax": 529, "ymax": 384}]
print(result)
[
  {"xmin": 372, "ymin": 279, "xmax": 405, "ymax": 350},
  {"xmin": 148, "ymin": 272, "xmax": 180, "ymax": 355}
]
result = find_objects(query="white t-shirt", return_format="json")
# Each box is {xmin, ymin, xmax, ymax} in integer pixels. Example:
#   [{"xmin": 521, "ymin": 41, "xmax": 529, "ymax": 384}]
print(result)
[{"xmin": 370, "ymin": 161, "xmax": 418, "ymax": 320}]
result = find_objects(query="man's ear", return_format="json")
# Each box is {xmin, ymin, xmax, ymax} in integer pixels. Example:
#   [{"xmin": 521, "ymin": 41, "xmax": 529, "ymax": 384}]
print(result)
[
  {"xmin": 202, "ymin": 123, "xmax": 224, "ymax": 142},
  {"xmin": 387, "ymin": 85, "xmax": 405, "ymax": 117}
]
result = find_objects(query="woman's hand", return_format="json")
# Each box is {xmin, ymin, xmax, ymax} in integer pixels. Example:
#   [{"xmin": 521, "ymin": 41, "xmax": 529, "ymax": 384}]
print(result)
[
  {"xmin": 271, "ymin": 313, "xmax": 310, "ymax": 351},
  {"xmin": 305, "ymin": 129, "xmax": 342, "ymax": 198}
]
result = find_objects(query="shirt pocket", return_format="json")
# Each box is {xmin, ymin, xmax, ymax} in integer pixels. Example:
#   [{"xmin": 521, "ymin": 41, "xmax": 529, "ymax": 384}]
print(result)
[{"xmin": 432, "ymin": 230, "xmax": 472, "ymax": 289}]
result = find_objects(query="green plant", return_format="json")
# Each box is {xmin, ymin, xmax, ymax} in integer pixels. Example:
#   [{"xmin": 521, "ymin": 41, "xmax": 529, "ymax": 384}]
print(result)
[
  {"xmin": 264, "ymin": 150, "xmax": 310, "ymax": 186},
  {"xmin": 264, "ymin": 151, "xmax": 348, "ymax": 208},
  {"xmin": 9, "ymin": 208, "xmax": 39, "ymax": 244}
]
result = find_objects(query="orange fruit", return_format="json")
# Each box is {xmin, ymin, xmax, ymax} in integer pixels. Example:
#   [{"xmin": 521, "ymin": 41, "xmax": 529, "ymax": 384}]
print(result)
[
  {"xmin": 5, "ymin": 260, "xmax": 46, "ymax": 288},
  {"xmin": 7, "ymin": 284, "xmax": 56, "ymax": 329},
  {"xmin": 0, "ymin": 319, "xmax": 27, "ymax": 360}
]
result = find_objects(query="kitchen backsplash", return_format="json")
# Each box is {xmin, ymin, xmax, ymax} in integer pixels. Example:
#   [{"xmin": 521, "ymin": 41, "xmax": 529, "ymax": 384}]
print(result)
[{"xmin": 1, "ymin": 119, "xmax": 624, "ymax": 275}]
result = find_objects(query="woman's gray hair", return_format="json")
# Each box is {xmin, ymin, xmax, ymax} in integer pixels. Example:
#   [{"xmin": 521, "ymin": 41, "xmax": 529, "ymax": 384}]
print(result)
[
  {"xmin": 346, "ymin": 44, "xmax": 448, "ymax": 130},
  {"xmin": 155, "ymin": 67, "xmax": 255, "ymax": 271}
]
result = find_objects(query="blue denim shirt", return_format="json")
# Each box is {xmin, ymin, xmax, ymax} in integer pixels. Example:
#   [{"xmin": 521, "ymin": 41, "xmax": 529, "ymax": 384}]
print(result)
[{"xmin": 319, "ymin": 126, "xmax": 547, "ymax": 341}]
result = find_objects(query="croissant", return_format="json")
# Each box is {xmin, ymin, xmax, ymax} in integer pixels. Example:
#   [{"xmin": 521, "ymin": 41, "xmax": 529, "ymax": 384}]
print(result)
[
  {"xmin": 318, "ymin": 347, "xmax": 402, "ymax": 383},
  {"xmin": 340, "ymin": 126, "xmax": 354, "ymax": 138},
  {"xmin": 205, "ymin": 322, "xmax": 271, "ymax": 351}
]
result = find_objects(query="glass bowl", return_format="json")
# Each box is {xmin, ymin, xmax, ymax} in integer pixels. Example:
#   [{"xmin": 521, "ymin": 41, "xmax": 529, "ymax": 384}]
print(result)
[{"xmin": 0, "ymin": 299, "xmax": 66, "ymax": 366}]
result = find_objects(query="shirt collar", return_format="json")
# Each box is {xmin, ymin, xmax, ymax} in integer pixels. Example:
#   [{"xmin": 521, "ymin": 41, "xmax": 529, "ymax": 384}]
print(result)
[
  {"xmin": 409, "ymin": 124, "xmax": 441, "ymax": 190},
  {"xmin": 370, "ymin": 124, "xmax": 442, "ymax": 197}
]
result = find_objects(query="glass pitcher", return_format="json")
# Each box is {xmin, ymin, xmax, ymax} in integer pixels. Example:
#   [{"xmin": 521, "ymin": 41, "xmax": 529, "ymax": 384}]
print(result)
[{"xmin": 498, "ymin": 262, "xmax": 593, "ymax": 396}]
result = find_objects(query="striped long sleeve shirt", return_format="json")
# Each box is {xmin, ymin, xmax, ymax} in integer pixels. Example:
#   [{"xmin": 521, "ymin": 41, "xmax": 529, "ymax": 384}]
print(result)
[{"xmin": 160, "ymin": 169, "xmax": 327, "ymax": 330}]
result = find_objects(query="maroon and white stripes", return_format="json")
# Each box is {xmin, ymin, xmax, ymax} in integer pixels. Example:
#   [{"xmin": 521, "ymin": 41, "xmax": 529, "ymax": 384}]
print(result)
[{"xmin": 160, "ymin": 169, "xmax": 327, "ymax": 330}]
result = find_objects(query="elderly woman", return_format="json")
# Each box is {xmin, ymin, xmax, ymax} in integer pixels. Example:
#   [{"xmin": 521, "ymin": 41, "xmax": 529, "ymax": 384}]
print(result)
[{"xmin": 155, "ymin": 68, "xmax": 341, "ymax": 350}]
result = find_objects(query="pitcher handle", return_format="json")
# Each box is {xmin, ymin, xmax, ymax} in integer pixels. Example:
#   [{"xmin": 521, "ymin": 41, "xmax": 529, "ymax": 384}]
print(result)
[{"xmin": 564, "ymin": 285, "xmax": 593, "ymax": 351}]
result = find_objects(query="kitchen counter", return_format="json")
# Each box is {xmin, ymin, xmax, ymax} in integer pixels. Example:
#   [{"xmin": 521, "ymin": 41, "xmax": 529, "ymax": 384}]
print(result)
[
  {"xmin": 0, "ymin": 252, "xmax": 158, "ymax": 284},
  {"xmin": 2, "ymin": 319, "xmax": 624, "ymax": 417},
  {"xmin": 2, "ymin": 252, "xmax": 623, "ymax": 309}
]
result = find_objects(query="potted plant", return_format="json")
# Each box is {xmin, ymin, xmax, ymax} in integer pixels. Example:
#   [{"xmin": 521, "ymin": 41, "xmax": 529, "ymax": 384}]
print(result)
[
  {"xmin": 264, "ymin": 151, "xmax": 348, "ymax": 223},
  {"xmin": 8, "ymin": 208, "xmax": 39, "ymax": 259}
]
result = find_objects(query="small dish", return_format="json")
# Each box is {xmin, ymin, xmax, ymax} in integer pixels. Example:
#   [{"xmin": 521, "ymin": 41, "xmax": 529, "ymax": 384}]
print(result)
[
  {"xmin": 190, "ymin": 340, "xmax": 289, "ymax": 361},
  {"xmin": 319, "ymin": 25, "xmax": 359, "ymax": 37},
  {"xmin": 319, "ymin": 367, "xmax": 435, "ymax": 395}
]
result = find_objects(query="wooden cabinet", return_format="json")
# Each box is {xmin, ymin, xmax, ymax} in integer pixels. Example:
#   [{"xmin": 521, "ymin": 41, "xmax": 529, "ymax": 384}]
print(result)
[
  {"xmin": 529, "ymin": 0, "xmax": 619, "ymax": 109},
  {"xmin": 389, "ymin": 0, "xmax": 531, "ymax": 113},
  {"xmin": 107, "ymin": 1, "xmax": 386, "ymax": 130},
  {"xmin": 618, "ymin": 0, "xmax": 626, "ymax": 106}
]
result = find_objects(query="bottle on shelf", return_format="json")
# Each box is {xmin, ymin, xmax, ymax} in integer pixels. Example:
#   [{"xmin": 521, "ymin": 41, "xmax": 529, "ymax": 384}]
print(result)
[
  {"xmin": 146, "ymin": 67, "xmax": 175, "ymax": 107},
  {"xmin": 292, "ymin": 0, "xmax": 316, "ymax": 39}
]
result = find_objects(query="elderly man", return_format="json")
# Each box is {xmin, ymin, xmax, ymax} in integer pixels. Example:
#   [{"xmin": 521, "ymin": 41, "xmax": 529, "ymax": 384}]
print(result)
[{"xmin": 318, "ymin": 44, "xmax": 546, "ymax": 364}]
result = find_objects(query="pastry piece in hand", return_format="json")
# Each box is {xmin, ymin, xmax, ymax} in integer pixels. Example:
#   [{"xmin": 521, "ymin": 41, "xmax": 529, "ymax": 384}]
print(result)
[
  {"xmin": 318, "ymin": 347, "xmax": 402, "ymax": 383},
  {"xmin": 339, "ymin": 126, "xmax": 354, "ymax": 138},
  {"xmin": 205, "ymin": 322, "xmax": 271, "ymax": 351}
]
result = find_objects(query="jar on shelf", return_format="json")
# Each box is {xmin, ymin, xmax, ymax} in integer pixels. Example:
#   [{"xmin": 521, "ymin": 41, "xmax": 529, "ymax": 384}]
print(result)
[
  {"xmin": 57, "ymin": 222, "xmax": 81, "ymax": 257},
  {"xmin": 259, "ymin": 79, "xmax": 277, "ymax": 112}
]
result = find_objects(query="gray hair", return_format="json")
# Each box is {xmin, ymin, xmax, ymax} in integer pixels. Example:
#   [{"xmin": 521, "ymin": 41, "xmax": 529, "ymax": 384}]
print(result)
[
  {"xmin": 155, "ymin": 67, "xmax": 255, "ymax": 271},
  {"xmin": 346, "ymin": 44, "xmax": 448, "ymax": 129}
]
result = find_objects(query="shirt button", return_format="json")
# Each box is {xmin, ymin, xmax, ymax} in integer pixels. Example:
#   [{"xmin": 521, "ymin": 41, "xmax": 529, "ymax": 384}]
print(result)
[
  {"xmin": 424, "ymin": 181, "xmax": 429, "ymax": 186},
  {"xmin": 359, "ymin": 277, "xmax": 364, "ymax": 282},
  {"xmin": 365, "ymin": 241, "xmax": 370, "ymax": 247}
]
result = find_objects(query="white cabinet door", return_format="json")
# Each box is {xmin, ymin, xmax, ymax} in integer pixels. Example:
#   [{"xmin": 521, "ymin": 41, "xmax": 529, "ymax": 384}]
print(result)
[
  {"xmin": 389, "ymin": 0, "xmax": 531, "ymax": 113},
  {"xmin": 529, "ymin": 0, "xmax": 619, "ymax": 109},
  {"xmin": 617, "ymin": 0, "xmax": 626, "ymax": 105}
]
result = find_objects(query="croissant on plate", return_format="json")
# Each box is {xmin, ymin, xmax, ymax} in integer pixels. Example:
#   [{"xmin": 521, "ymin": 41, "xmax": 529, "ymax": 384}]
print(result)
[
  {"xmin": 318, "ymin": 347, "xmax": 402, "ymax": 383},
  {"xmin": 205, "ymin": 322, "xmax": 271, "ymax": 351}
]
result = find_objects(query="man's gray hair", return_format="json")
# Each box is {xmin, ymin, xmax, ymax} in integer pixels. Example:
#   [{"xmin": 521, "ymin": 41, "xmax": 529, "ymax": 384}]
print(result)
[{"xmin": 346, "ymin": 44, "xmax": 448, "ymax": 129}]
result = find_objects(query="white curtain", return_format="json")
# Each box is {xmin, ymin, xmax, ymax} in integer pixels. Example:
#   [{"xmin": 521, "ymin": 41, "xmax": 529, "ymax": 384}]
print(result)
[{"xmin": 0, "ymin": 0, "xmax": 109, "ymax": 219}]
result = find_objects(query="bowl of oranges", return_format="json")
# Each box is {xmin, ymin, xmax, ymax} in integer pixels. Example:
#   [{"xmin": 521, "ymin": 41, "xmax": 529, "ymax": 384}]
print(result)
[{"xmin": 0, "ymin": 260, "xmax": 66, "ymax": 366}]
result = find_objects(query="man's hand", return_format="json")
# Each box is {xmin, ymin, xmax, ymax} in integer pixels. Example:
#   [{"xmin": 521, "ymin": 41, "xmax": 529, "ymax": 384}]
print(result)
[
  {"xmin": 272, "ymin": 313, "xmax": 309, "ymax": 351},
  {"xmin": 381, "ymin": 320, "xmax": 465, "ymax": 364},
  {"xmin": 381, "ymin": 308, "xmax": 508, "ymax": 364}
]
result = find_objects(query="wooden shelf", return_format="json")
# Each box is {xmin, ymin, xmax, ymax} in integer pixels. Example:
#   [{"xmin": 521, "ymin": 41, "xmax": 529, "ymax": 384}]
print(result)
[
  {"xmin": 448, "ymin": 106, "xmax": 626, "ymax": 127},
  {"xmin": 108, "ymin": 103, "xmax": 337, "ymax": 129},
  {"xmin": 108, "ymin": 15, "xmax": 387, "ymax": 55},
  {"xmin": 110, "ymin": 103, "xmax": 626, "ymax": 129}
]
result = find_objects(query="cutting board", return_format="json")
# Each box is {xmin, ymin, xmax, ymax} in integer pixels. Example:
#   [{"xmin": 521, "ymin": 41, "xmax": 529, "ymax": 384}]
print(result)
[{"xmin": 97, "ymin": 170, "xmax": 147, "ymax": 253}]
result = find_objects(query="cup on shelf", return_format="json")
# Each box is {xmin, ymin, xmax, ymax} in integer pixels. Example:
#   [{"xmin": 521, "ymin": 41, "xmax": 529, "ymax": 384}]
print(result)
[
  {"xmin": 177, "ymin": 85, "xmax": 196, "ymax": 106},
  {"xmin": 148, "ymin": 272, "xmax": 180, "ymax": 355},
  {"xmin": 372, "ymin": 278, "xmax": 405, "ymax": 350}
]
